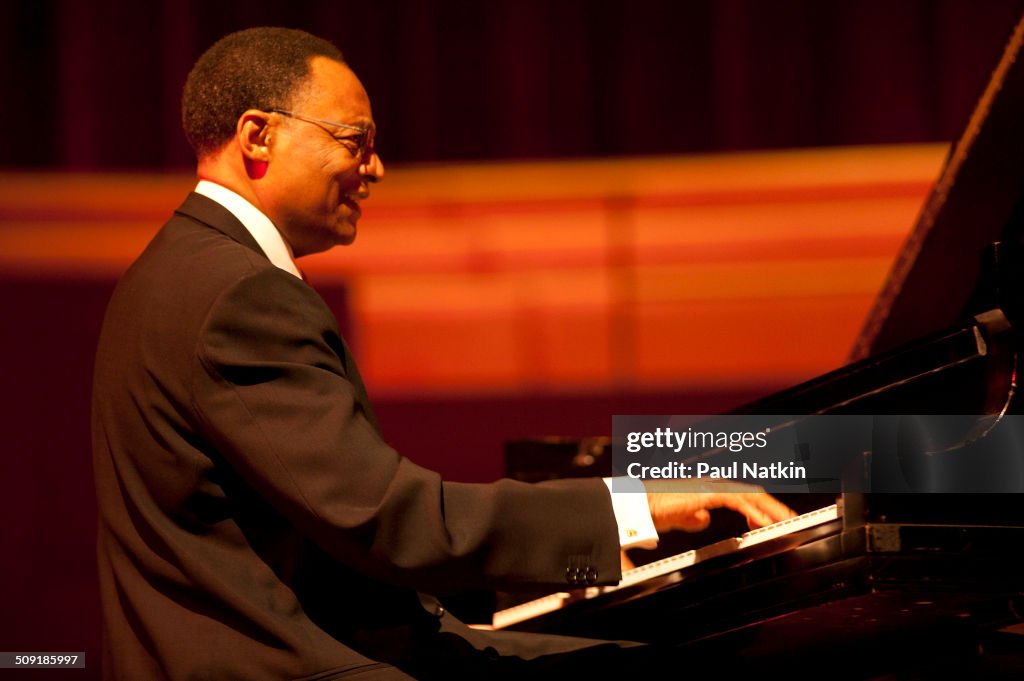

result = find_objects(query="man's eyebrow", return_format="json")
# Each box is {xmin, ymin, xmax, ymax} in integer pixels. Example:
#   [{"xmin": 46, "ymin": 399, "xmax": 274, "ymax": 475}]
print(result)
[
  {"xmin": 322, "ymin": 115, "xmax": 373, "ymax": 131},
  {"xmin": 346, "ymin": 117, "xmax": 376, "ymax": 133}
]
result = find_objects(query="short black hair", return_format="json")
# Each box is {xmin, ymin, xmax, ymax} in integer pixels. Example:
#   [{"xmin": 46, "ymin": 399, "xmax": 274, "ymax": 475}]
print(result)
[{"xmin": 182, "ymin": 27, "xmax": 345, "ymax": 158}]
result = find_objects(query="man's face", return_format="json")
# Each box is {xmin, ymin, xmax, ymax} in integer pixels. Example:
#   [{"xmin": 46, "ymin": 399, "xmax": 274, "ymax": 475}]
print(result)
[{"xmin": 260, "ymin": 57, "xmax": 384, "ymax": 256}]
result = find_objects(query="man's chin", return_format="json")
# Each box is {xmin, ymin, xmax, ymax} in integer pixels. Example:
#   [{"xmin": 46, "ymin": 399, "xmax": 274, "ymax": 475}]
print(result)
[
  {"xmin": 322, "ymin": 216, "xmax": 358, "ymax": 249},
  {"xmin": 336, "ymin": 221, "xmax": 357, "ymax": 246},
  {"xmin": 295, "ymin": 225, "xmax": 357, "ymax": 256}
]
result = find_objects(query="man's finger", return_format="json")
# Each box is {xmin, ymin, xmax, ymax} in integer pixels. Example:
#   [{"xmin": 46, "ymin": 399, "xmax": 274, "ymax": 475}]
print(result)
[{"xmin": 712, "ymin": 493, "xmax": 794, "ymax": 528}]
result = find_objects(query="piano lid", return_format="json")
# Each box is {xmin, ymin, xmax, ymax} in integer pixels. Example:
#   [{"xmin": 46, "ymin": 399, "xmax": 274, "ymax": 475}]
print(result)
[{"xmin": 851, "ymin": 10, "xmax": 1024, "ymax": 361}]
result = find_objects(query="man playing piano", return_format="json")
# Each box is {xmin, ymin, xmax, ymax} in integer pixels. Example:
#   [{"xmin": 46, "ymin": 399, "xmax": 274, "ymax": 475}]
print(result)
[{"xmin": 91, "ymin": 27, "xmax": 793, "ymax": 679}]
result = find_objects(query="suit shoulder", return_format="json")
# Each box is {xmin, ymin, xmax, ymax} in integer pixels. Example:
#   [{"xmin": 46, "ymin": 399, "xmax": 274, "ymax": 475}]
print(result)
[
  {"xmin": 139, "ymin": 212, "xmax": 270, "ymax": 277},
  {"xmin": 201, "ymin": 265, "xmax": 338, "ymax": 341},
  {"xmin": 102, "ymin": 211, "xmax": 288, "ymax": 353}
]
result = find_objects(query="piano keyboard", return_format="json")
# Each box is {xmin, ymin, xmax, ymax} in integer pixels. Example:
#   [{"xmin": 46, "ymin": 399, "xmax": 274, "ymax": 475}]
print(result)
[{"xmin": 491, "ymin": 503, "xmax": 840, "ymax": 629}]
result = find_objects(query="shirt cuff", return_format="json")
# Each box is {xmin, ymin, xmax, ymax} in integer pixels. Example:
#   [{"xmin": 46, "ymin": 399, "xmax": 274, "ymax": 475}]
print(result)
[{"xmin": 603, "ymin": 477, "xmax": 659, "ymax": 550}]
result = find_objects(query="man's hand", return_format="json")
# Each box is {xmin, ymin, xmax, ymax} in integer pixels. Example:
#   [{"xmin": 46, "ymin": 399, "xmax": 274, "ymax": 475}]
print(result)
[{"xmin": 645, "ymin": 478, "xmax": 795, "ymax": 533}]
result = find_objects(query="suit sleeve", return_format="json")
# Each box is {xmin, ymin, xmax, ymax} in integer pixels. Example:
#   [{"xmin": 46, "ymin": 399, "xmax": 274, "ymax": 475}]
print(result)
[{"xmin": 190, "ymin": 267, "xmax": 622, "ymax": 593}]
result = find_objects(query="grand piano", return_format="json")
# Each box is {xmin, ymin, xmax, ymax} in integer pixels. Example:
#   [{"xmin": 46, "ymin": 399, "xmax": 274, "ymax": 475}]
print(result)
[{"xmin": 494, "ymin": 11, "xmax": 1024, "ymax": 679}]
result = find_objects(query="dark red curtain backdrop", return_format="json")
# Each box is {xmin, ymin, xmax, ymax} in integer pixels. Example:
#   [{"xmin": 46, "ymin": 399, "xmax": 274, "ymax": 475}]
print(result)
[{"xmin": 3, "ymin": 0, "xmax": 1023, "ymax": 169}]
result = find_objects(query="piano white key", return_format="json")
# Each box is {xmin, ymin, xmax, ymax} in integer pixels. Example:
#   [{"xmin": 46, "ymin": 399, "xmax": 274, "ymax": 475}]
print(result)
[
  {"xmin": 738, "ymin": 503, "xmax": 839, "ymax": 548},
  {"xmin": 491, "ymin": 592, "xmax": 572, "ymax": 629}
]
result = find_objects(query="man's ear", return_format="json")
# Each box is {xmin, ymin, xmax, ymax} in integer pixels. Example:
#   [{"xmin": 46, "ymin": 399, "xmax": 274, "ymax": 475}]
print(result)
[{"xmin": 237, "ymin": 109, "xmax": 273, "ymax": 163}]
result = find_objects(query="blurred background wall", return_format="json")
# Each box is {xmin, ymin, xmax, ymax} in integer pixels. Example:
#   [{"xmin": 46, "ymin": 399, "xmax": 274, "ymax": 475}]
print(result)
[{"xmin": 2, "ymin": 0, "xmax": 1023, "ymax": 676}]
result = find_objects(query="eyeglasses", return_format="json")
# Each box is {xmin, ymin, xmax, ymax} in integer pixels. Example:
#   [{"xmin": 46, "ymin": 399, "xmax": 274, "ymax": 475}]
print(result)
[{"xmin": 269, "ymin": 108, "xmax": 375, "ymax": 161}]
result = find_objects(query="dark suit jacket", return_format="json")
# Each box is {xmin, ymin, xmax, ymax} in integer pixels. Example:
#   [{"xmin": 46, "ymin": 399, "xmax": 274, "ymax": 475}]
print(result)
[{"xmin": 92, "ymin": 193, "xmax": 622, "ymax": 680}]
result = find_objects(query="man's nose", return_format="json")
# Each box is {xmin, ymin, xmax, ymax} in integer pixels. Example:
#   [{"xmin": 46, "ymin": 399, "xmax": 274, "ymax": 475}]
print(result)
[{"xmin": 361, "ymin": 152, "xmax": 385, "ymax": 183}]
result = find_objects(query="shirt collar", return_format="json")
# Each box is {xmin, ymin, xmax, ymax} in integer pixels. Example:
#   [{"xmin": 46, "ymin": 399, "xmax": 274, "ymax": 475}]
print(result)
[{"xmin": 194, "ymin": 180, "xmax": 303, "ymax": 280}]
